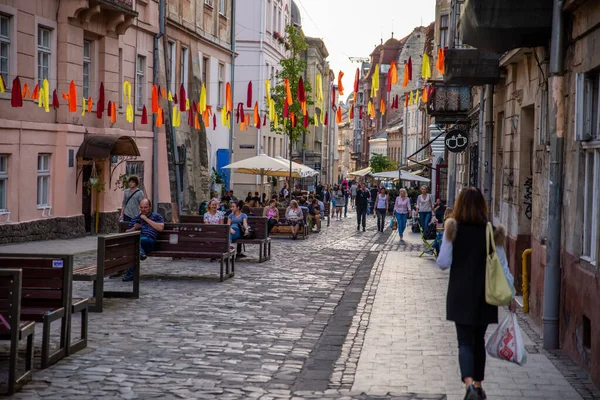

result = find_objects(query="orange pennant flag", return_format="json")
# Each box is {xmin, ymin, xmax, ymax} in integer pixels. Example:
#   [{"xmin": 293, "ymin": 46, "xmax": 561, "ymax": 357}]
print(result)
[
  {"xmin": 422, "ymin": 87, "xmax": 428, "ymax": 103},
  {"xmin": 152, "ymin": 84, "xmax": 159, "ymax": 114},
  {"xmin": 87, "ymin": 97, "xmax": 93, "ymax": 113},
  {"xmin": 284, "ymin": 78, "xmax": 293, "ymax": 105},
  {"xmin": 226, "ymin": 82, "xmax": 232, "ymax": 112},
  {"xmin": 110, "ymin": 102, "xmax": 117, "ymax": 123},
  {"xmin": 22, "ymin": 84, "xmax": 31, "ymax": 99},
  {"xmin": 403, "ymin": 63, "xmax": 409, "ymax": 88},
  {"xmin": 253, "ymin": 101, "xmax": 259, "ymax": 127},
  {"xmin": 68, "ymin": 81, "xmax": 77, "ymax": 112},
  {"xmin": 338, "ymin": 71, "xmax": 344, "ymax": 96},
  {"xmin": 336, "ymin": 106, "xmax": 342, "ymax": 123},
  {"xmin": 436, "ymin": 48, "xmax": 445, "ymax": 74},
  {"xmin": 194, "ymin": 113, "xmax": 201, "ymax": 129},
  {"xmin": 32, "ymin": 84, "xmax": 39, "ymax": 100},
  {"xmin": 389, "ymin": 61, "xmax": 398, "ymax": 85},
  {"xmin": 380, "ymin": 98, "xmax": 386, "ymax": 115},
  {"xmin": 156, "ymin": 106, "xmax": 164, "ymax": 127}
]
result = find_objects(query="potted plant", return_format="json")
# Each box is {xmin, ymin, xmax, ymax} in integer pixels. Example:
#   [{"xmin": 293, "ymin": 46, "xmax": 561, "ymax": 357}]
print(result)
[{"xmin": 210, "ymin": 167, "xmax": 226, "ymax": 194}]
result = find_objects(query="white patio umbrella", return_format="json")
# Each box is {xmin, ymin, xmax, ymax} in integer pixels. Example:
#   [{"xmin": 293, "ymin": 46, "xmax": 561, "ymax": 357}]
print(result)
[
  {"xmin": 370, "ymin": 170, "xmax": 431, "ymax": 183},
  {"xmin": 221, "ymin": 154, "xmax": 301, "ymax": 191},
  {"xmin": 275, "ymin": 156, "xmax": 319, "ymax": 177}
]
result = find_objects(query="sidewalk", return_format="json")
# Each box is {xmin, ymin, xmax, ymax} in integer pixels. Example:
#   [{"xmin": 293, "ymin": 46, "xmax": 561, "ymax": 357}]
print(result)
[
  {"xmin": 347, "ymin": 229, "xmax": 585, "ymax": 400},
  {"xmin": 0, "ymin": 236, "xmax": 97, "ymax": 254}
]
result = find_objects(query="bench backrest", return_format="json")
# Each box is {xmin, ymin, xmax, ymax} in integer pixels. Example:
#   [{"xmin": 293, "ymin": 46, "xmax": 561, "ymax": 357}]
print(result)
[
  {"xmin": 0, "ymin": 269, "xmax": 22, "ymax": 338},
  {"xmin": 154, "ymin": 223, "xmax": 231, "ymax": 253},
  {"xmin": 247, "ymin": 216, "xmax": 268, "ymax": 240},
  {"xmin": 179, "ymin": 215, "xmax": 204, "ymax": 224},
  {"xmin": 98, "ymin": 232, "xmax": 140, "ymax": 276},
  {"xmin": 277, "ymin": 208, "xmax": 308, "ymax": 223},
  {"xmin": 324, "ymin": 202, "xmax": 331, "ymax": 214},
  {"xmin": 250, "ymin": 207, "xmax": 264, "ymax": 217},
  {"xmin": 0, "ymin": 254, "xmax": 73, "ymax": 313}
]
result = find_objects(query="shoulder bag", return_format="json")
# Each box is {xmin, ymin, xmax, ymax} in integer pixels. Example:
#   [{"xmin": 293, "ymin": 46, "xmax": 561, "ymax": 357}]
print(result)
[{"xmin": 485, "ymin": 222, "xmax": 513, "ymax": 306}]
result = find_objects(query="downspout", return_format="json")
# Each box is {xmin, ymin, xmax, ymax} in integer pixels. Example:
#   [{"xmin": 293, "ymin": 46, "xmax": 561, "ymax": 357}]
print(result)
[
  {"xmin": 543, "ymin": 0, "xmax": 565, "ymax": 350},
  {"xmin": 483, "ymin": 84, "xmax": 494, "ymax": 219},
  {"xmin": 228, "ymin": 0, "xmax": 236, "ymax": 190},
  {"xmin": 478, "ymin": 87, "xmax": 485, "ymax": 189},
  {"xmin": 152, "ymin": 0, "xmax": 165, "ymax": 213},
  {"xmin": 256, "ymin": 0, "xmax": 265, "ymax": 191}
]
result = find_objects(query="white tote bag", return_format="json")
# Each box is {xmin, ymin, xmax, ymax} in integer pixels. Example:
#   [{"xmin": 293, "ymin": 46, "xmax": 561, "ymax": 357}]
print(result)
[{"xmin": 486, "ymin": 312, "xmax": 528, "ymax": 366}]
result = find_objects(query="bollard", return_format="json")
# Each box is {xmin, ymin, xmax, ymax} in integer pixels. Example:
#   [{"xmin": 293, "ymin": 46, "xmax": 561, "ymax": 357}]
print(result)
[{"xmin": 522, "ymin": 249, "xmax": 532, "ymax": 313}]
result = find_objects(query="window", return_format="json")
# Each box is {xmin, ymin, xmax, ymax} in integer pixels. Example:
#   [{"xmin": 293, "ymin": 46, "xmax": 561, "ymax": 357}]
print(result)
[
  {"xmin": 38, "ymin": 27, "xmax": 51, "ymax": 86},
  {"xmin": 272, "ymin": 3, "xmax": 277, "ymax": 33},
  {"xmin": 118, "ymin": 48, "xmax": 123, "ymax": 108},
  {"xmin": 204, "ymin": 0, "xmax": 214, "ymax": 7},
  {"xmin": 83, "ymin": 40, "xmax": 91, "ymax": 99},
  {"xmin": 277, "ymin": 9, "xmax": 281, "ymax": 35},
  {"xmin": 583, "ymin": 147, "xmax": 600, "ymax": 262},
  {"xmin": 168, "ymin": 41, "xmax": 176, "ymax": 95},
  {"xmin": 136, "ymin": 55, "xmax": 145, "ymax": 110},
  {"xmin": 218, "ymin": 62, "xmax": 224, "ymax": 106},
  {"xmin": 439, "ymin": 14, "xmax": 449, "ymax": 49},
  {"xmin": 37, "ymin": 154, "xmax": 50, "ymax": 207},
  {"xmin": 0, "ymin": 155, "xmax": 7, "ymax": 211},
  {"xmin": 219, "ymin": 0, "xmax": 226, "ymax": 16},
  {"xmin": 0, "ymin": 15, "xmax": 10, "ymax": 87},
  {"xmin": 180, "ymin": 46, "xmax": 189, "ymax": 93},
  {"xmin": 575, "ymin": 72, "xmax": 600, "ymax": 141}
]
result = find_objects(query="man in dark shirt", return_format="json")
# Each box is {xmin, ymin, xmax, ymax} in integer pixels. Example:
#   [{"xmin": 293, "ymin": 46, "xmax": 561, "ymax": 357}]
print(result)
[
  {"xmin": 369, "ymin": 186, "xmax": 379, "ymax": 215},
  {"xmin": 307, "ymin": 199, "xmax": 321, "ymax": 232},
  {"xmin": 316, "ymin": 182, "xmax": 324, "ymax": 197},
  {"xmin": 125, "ymin": 198, "xmax": 165, "ymax": 281},
  {"xmin": 355, "ymin": 183, "xmax": 371, "ymax": 232}
]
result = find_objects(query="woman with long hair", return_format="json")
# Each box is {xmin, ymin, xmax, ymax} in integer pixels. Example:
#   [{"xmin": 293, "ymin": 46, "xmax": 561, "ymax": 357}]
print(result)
[
  {"xmin": 393, "ymin": 188, "xmax": 411, "ymax": 240},
  {"xmin": 416, "ymin": 185, "xmax": 434, "ymax": 229},
  {"xmin": 375, "ymin": 187, "xmax": 389, "ymax": 232},
  {"xmin": 437, "ymin": 187, "xmax": 515, "ymax": 400},
  {"xmin": 263, "ymin": 199, "xmax": 280, "ymax": 233},
  {"xmin": 203, "ymin": 199, "xmax": 225, "ymax": 224},
  {"xmin": 285, "ymin": 200, "xmax": 303, "ymax": 240},
  {"xmin": 229, "ymin": 200, "xmax": 250, "ymax": 257},
  {"xmin": 333, "ymin": 185, "xmax": 345, "ymax": 221}
]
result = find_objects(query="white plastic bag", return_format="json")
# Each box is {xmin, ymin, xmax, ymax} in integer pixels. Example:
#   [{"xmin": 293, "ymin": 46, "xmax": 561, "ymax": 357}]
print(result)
[{"xmin": 486, "ymin": 312, "xmax": 527, "ymax": 366}]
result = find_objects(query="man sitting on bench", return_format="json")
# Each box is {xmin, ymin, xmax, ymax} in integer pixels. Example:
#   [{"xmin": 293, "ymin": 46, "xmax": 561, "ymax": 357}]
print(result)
[{"xmin": 123, "ymin": 198, "xmax": 164, "ymax": 282}]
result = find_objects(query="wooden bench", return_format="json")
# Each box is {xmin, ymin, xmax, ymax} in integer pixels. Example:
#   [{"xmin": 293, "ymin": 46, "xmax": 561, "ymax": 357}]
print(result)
[
  {"xmin": 179, "ymin": 215, "xmax": 271, "ymax": 263},
  {"xmin": 120, "ymin": 222, "xmax": 235, "ymax": 282},
  {"xmin": 73, "ymin": 232, "xmax": 141, "ymax": 313},
  {"xmin": 267, "ymin": 208, "xmax": 309, "ymax": 239},
  {"xmin": 0, "ymin": 269, "xmax": 35, "ymax": 395},
  {"xmin": 0, "ymin": 254, "xmax": 88, "ymax": 368}
]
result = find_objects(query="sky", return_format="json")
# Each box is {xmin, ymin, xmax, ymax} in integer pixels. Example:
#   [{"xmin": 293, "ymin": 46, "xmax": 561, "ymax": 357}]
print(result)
[{"xmin": 295, "ymin": 0, "xmax": 437, "ymax": 98}]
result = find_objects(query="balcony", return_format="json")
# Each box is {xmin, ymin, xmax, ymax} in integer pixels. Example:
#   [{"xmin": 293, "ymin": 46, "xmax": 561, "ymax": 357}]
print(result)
[
  {"xmin": 444, "ymin": 48, "xmax": 501, "ymax": 86},
  {"xmin": 426, "ymin": 82, "xmax": 472, "ymax": 123},
  {"xmin": 69, "ymin": 0, "xmax": 138, "ymax": 35},
  {"xmin": 461, "ymin": 0, "xmax": 552, "ymax": 54}
]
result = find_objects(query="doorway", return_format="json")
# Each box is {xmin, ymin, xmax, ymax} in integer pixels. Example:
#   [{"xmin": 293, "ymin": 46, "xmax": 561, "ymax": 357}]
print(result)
[{"xmin": 81, "ymin": 165, "xmax": 92, "ymax": 233}]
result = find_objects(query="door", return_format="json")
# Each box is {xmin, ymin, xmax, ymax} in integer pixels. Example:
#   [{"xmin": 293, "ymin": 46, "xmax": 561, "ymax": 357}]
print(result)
[{"xmin": 81, "ymin": 165, "xmax": 92, "ymax": 233}]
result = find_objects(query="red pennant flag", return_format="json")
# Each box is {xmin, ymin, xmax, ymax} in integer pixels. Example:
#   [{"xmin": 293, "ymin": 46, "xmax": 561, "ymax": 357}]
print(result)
[
  {"xmin": 179, "ymin": 84, "xmax": 186, "ymax": 112},
  {"xmin": 52, "ymin": 89, "xmax": 60, "ymax": 109},
  {"xmin": 354, "ymin": 68, "xmax": 360, "ymax": 93},
  {"xmin": 395, "ymin": 95, "xmax": 399, "ymax": 109},
  {"xmin": 173, "ymin": 94, "xmax": 178, "ymax": 105},
  {"xmin": 11, "ymin": 77, "xmax": 23, "ymax": 107},
  {"xmin": 304, "ymin": 113, "xmax": 309, "ymax": 127},
  {"xmin": 97, "ymin": 82, "xmax": 105, "ymax": 118},
  {"xmin": 213, "ymin": 114, "xmax": 217, "ymax": 130},
  {"xmin": 263, "ymin": 114, "xmax": 267, "ymax": 126},
  {"xmin": 284, "ymin": 101, "xmax": 289, "ymax": 118},
  {"xmin": 350, "ymin": 106, "xmax": 354, "ymax": 119},
  {"xmin": 32, "ymin": 84, "xmax": 39, "ymax": 100},
  {"xmin": 107, "ymin": 101, "xmax": 112, "ymax": 117},
  {"xmin": 247, "ymin": 81, "xmax": 252, "ymax": 108},
  {"xmin": 141, "ymin": 105, "xmax": 148, "ymax": 124},
  {"xmin": 298, "ymin": 77, "xmax": 306, "ymax": 103},
  {"xmin": 359, "ymin": 106, "xmax": 363, "ymax": 120},
  {"xmin": 404, "ymin": 94, "xmax": 409, "ymax": 108},
  {"xmin": 188, "ymin": 108, "xmax": 194, "ymax": 126},
  {"xmin": 331, "ymin": 86, "xmax": 336, "ymax": 108},
  {"xmin": 387, "ymin": 74, "xmax": 392, "ymax": 93},
  {"xmin": 408, "ymin": 57, "xmax": 413, "ymax": 81},
  {"xmin": 324, "ymin": 111, "xmax": 328, "ymax": 126}
]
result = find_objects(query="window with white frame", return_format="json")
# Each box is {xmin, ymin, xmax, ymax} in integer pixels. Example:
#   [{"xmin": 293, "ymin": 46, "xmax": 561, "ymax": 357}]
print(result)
[
  {"xmin": 38, "ymin": 26, "xmax": 51, "ymax": 86},
  {"xmin": 272, "ymin": 4, "xmax": 277, "ymax": 34},
  {"xmin": 168, "ymin": 41, "xmax": 176, "ymax": 95},
  {"xmin": 83, "ymin": 40, "xmax": 91, "ymax": 99},
  {"xmin": 136, "ymin": 55, "xmax": 145, "ymax": 110},
  {"xmin": 37, "ymin": 154, "xmax": 50, "ymax": 207},
  {"xmin": 0, "ymin": 155, "xmax": 7, "ymax": 211},
  {"xmin": 266, "ymin": 0, "xmax": 271, "ymax": 32},
  {"xmin": 0, "ymin": 15, "xmax": 10, "ymax": 87},
  {"xmin": 218, "ymin": 62, "xmax": 224, "ymax": 106},
  {"xmin": 180, "ymin": 46, "xmax": 188, "ymax": 93},
  {"xmin": 582, "ymin": 147, "xmax": 600, "ymax": 263},
  {"xmin": 219, "ymin": 0, "xmax": 226, "ymax": 15},
  {"xmin": 204, "ymin": 0, "xmax": 214, "ymax": 7},
  {"xmin": 575, "ymin": 72, "xmax": 600, "ymax": 142}
]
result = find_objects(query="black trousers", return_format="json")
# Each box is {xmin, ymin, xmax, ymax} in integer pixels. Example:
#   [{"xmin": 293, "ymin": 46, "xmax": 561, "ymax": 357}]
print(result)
[
  {"xmin": 356, "ymin": 205, "xmax": 367, "ymax": 228},
  {"xmin": 455, "ymin": 323, "xmax": 488, "ymax": 382},
  {"xmin": 376, "ymin": 208, "xmax": 386, "ymax": 231}
]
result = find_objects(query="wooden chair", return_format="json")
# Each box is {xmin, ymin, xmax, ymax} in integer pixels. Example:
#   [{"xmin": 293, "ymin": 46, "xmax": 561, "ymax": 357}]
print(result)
[{"xmin": 0, "ymin": 269, "xmax": 35, "ymax": 395}]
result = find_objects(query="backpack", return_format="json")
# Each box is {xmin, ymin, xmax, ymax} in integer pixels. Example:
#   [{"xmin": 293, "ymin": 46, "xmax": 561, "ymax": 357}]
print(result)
[
  {"xmin": 198, "ymin": 201, "xmax": 208, "ymax": 215},
  {"xmin": 424, "ymin": 222, "xmax": 437, "ymax": 240},
  {"xmin": 411, "ymin": 219, "xmax": 421, "ymax": 233}
]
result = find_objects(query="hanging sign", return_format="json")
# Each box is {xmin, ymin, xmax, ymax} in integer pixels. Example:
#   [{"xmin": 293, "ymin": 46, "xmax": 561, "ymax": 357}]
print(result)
[{"xmin": 445, "ymin": 129, "xmax": 468, "ymax": 153}]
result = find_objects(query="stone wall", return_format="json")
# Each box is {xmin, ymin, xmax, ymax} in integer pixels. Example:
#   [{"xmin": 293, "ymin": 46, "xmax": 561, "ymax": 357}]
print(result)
[
  {"xmin": 0, "ymin": 215, "xmax": 86, "ymax": 245},
  {"xmin": 98, "ymin": 211, "xmax": 120, "ymax": 234}
]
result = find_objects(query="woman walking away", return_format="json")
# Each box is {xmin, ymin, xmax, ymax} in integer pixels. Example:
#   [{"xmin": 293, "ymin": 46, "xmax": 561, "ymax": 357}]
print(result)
[
  {"xmin": 416, "ymin": 185, "xmax": 434, "ymax": 229},
  {"xmin": 436, "ymin": 187, "xmax": 515, "ymax": 400},
  {"xmin": 375, "ymin": 188, "xmax": 388, "ymax": 232},
  {"xmin": 286, "ymin": 200, "xmax": 304, "ymax": 240},
  {"xmin": 203, "ymin": 200, "xmax": 225, "ymax": 224},
  {"xmin": 334, "ymin": 186, "xmax": 345, "ymax": 220},
  {"xmin": 229, "ymin": 200, "xmax": 250, "ymax": 257},
  {"xmin": 393, "ymin": 188, "xmax": 411, "ymax": 240}
]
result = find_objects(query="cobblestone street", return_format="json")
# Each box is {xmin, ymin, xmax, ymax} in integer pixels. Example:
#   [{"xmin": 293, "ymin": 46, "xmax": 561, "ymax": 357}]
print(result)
[{"xmin": 2, "ymin": 211, "xmax": 600, "ymax": 399}]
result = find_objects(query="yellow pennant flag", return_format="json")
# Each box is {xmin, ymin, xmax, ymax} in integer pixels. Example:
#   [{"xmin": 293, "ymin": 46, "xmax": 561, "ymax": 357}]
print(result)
[
  {"xmin": 415, "ymin": 89, "xmax": 420, "ymax": 104},
  {"xmin": 371, "ymin": 64, "xmax": 379, "ymax": 98},
  {"xmin": 265, "ymin": 79, "xmax": 271, "ymax": 101},
  {"xmin": 221, "ymin": 107, "xmax": 227, "ymax": 127},
  {"xmin": 409, "ymin": 91, "xmax": 414, "ymax": 106},
  {"xmin": 199, "ymin": 84, "xmax": 207, "ymax": 112},
  {"xmin": 82, "ymin": 97, "xmax": 87, "ymax": 116},
  {"xmin": 39, "ymin": 79, "xmax": 50, "ymax": 112},
  {"xmin": 168, "ymin": 91, "xmax": 173, "ymax": 102},
  {"xmin": 316, "ymin": 73, "xmax": 323, "ymax": 109},
  {"xmin": 422, "ymin": 54, "xmax": 431, "ymax": 80},
  {"xmin": 274, "ymin": 113, "xmax": 279, "ymax": 129},
  {"xmin": 172, "ymin": 106, "xmax": 181, "ymax": 127},
  {"xmin": 124, "ymin": 81, "xmax": 134, "ymax": 123},
  {"xmin": 186, "ymin": 98, "xmax": 190, "ymax": 111},
  {"xmin": 269, "ymin": 98, "xmax": 275, "ymax": 121},
  {"xmin": 314, "ymin": 112, "xmax": 319, "ymax": 127}
]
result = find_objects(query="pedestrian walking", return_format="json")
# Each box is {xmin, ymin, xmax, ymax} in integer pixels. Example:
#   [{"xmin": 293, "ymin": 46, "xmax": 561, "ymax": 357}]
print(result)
[
  {"xmin": 436, "ymin": 187, "xmax": 517, "ymax": 400},
  {"xmin": 350, "ymin": 181, "xmax": 358, "ymax": 209},
  {"xmin": 393, "ymin": 188, "xmax": 411, "ymax": 240},
  {"xmin": 333, "ymin": 185, "xmax": 345, "ymax": 220},
  {"xmin": 119, "ymin": 175, "xmax": 144, "ymax": 222},
  {"xmin": 355, "ymin": 183, "xmax": 370, "ymax": 231},
  {"xmin": 369, "ymin": 185, "xmax": 379, "ymax": 216},
  {"xmin": 375, "ymin": 188, "xmax": 389, "ymax": 232},
  {"xmin": 416, "ymin": 185, "xmax": 434, "ymax": 229}
]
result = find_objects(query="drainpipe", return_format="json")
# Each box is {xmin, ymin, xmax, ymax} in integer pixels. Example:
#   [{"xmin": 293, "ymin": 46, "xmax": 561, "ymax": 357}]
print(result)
[
  {"xmin": 483, "ymin": 84, "xmax": 494, "ymax": 220},
  {"xmin": 447, "ymin": 152, "xmax": 456, "ymax": 207},
  {"xmin": 478, "ymin": 87, "xmax": 485, "ymax": 189},
  {"xmin": 152, "ymin": 0, "xmax": 165, "ymax": 213},
  {"xmin": 228, "ymin": 0, "xmax": 236, "ymax": 190},
  {"xmin": 256, "ymin": 0, "xmax": 265, "ymax": 192},
  {"xmin": 543, "ymin": 0, "xmax": 565, "ymax": 351}
]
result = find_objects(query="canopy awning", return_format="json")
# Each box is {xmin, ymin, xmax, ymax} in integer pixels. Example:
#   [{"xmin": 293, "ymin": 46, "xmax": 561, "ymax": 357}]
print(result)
[
  {"xmin": 222, "ymin": 154, "xmax": 301, "ymax": 178},
  {"xmin": 348, "ymin": 167, "xmax": 372, "ymax": 177},
  {"xmin": 76, "ymin": 134, "xmax": 140, "ymax": 159},
  {"xmin": 370, "ymin": 170, "xmax": 430, "ymax": 183},
  {"xmin": 275, "ymin": 156, "xmax": 319, "ymax": 177}
]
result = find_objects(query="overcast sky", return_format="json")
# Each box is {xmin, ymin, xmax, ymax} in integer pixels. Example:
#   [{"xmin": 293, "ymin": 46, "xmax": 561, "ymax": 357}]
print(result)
[{"xmin": 296, "ymin": 0, "xmax": 436, "ymax": 98}]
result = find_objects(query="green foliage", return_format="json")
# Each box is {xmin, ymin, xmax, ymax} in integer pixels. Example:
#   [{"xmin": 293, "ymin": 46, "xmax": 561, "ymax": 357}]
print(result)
[
  {"xmin": 369, "ymin": 153, "xmax": 398, "ymax": 173},
  {"xmin": 269, "ymin": 25, "xmax": 314, "ymax": 146},
  {"xmin": 210, "ymin": 167, "xmax": 226, "ymax": 184}
]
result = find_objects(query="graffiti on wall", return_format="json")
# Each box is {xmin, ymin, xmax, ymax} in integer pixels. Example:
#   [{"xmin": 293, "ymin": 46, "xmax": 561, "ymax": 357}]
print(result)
[{"xmin": 523, "ymin": 176, "xmax": 533, "ymax": 220}]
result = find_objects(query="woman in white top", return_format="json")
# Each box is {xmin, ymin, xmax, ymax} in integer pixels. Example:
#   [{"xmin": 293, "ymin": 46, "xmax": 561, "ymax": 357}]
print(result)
[
  {"xmin": 286, "ymin": 200, "xmax": 304, "ymax": 240},
  {"xmin": 375, "ymin": 188, "xmax": 389, "ymax": 232},
  {"xmin": 416, "ymin": 185, "xmax": 434, "ymax": 229},
  {"xmin": 393, "ymin": 188, "xmax": 411, "ymax": 240},
  {"xmin": 203, "ymin": 200, "xmax": 225, "ymax": 224},
  {"xmin": 333, "ymin": 186, "xmax": 345, "ymax": 221}
]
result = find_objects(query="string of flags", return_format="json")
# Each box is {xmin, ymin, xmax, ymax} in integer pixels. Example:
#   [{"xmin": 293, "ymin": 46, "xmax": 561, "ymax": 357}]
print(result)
[{"xmin": 0, "ymin": 49, "xmax": 445, "ymax": 129}]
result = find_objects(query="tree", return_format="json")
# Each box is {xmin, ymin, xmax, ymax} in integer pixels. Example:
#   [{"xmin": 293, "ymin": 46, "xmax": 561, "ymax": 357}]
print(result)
[
  {"xmin": 269, "ymin": 25, "xmax": 315, "ymax": 184},
  {"xmin": 369, "ymin": 153, "xmax": 397, "ymax": 173}
]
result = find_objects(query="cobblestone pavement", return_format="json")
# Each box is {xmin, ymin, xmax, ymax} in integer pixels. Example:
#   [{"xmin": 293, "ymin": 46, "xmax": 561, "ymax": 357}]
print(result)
[
  {"xmin": 334, "ymin": 230, "xmax": 600, "ymax": 400},
  {"xmin": 2, "ymin": 211, "xmax": 599, "ymax": 399}
]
